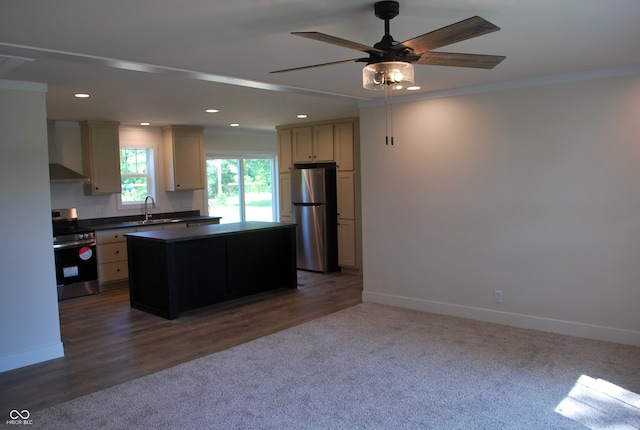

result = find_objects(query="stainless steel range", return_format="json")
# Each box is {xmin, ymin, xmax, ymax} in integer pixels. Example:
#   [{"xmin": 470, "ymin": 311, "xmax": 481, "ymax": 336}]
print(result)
[{"xmin": 52, "ymin": 208, "xmax": 98, "ymax": 300}]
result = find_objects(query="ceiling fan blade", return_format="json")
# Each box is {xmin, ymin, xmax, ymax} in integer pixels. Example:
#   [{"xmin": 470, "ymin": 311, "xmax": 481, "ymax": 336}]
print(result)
[
  {"xmin": 401, "ymin": 16, "xmax": 500, "ymax": 54},
  {"xmin": 415, "ymin": 51, "xmax": 505, "ymax": 69},
  {"xmin": 270, "ymin": 58, "xmax": 365, "ymax": 74},
  {"xmin": 292, "ymin": 31, "xmax": 385, "ymax": 54}
]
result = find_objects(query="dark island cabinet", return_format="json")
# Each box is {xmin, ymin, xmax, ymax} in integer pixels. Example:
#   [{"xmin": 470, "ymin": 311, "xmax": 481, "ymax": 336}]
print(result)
[{"xmin": 126, "ymin": 222, "xmax": 297, "ymax": 319}]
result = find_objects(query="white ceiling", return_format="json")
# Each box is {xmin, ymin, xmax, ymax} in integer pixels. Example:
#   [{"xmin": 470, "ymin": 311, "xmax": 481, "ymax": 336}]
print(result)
[{"xmin": 1, "ymin": 0, "xmax": 639, "ymax": 132}]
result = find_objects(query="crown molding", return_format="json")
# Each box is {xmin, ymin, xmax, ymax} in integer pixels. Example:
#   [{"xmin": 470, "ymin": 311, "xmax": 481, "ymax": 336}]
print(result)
[{"xmin": 359, "ymin": 64, "xmax": 640, "ymax": 108}]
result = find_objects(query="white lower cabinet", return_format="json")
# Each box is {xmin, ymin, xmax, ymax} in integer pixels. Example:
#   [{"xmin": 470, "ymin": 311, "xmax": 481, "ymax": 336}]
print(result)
[
  {"xmin": 338, "ymin": 219, "xmax": 357, "ymax": 268},
  {"xmin": 279, "ymin": 173, "xmax": 291, "ymax": 220},
  {"xmin": 337, "ymin": 172, "xmax": 355, "ymax": 220},
  {"xmin": 100, "ymin": 259, "xmax": 129, "ymax": 284},
  {"xmin": 336, "ymin": 171, "xmax": 356, "ymax": 268},
  {"xmin": 96, "ymin": 228, "xmax": 135, "ymax": 285}
]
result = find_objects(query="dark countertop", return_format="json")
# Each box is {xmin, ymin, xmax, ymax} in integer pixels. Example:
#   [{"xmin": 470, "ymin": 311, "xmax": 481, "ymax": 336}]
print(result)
[
  {"xmin": 77, "ymin": 210, "xmax": 221, "ymax": 231},
  {"xmin": 125, "ymin": 221, "xmax": 294, "ymax": 243}
]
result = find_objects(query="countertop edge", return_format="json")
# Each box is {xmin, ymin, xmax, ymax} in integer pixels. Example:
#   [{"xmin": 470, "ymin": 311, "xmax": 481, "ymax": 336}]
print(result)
[
  {"xmin": 82, "ymin": 215, "xmax": 222, "ymax": 231},
  {"xmin": 125, "ymin": 221, "xmax": 295, "ymax": 243}
]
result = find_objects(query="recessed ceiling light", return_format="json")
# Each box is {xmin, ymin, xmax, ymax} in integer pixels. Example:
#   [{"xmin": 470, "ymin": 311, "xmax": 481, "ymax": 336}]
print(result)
[
  {"xmin": 297, "ymin": 114, "xmax": 308, "ymax": 119},
  {"xmin": 230, "ymin": 123, "xmax": 239, "ymax": 127},
  {"xmin": 206, "ymin": 108, "xmax": 220, "ymax": 113},
  {"xmin": 74, "ymin": 93, "xmax": 90, "ymax": 98},
  {"xmin": 140, "ymin": 122, "xmax": 150, "ymax": 126},
  {"xmin": 407, "ymin": 86, "xmax": 421, "ymax": 91}
]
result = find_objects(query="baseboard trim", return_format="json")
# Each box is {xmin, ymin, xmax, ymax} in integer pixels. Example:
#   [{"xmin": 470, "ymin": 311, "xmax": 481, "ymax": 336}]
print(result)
[
  {"xmin": 362, "ymin": 291, "xmax": 640, "ymax": 347},
  {"xmin": 0, "ymin": 342, "xmax": 64, "ymax": 373}
]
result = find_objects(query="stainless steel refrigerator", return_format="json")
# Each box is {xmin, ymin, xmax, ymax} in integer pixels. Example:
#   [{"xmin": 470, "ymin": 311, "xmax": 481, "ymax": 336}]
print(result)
[{"xmin": 291, "ymin": 163, "xmax": 339, "ymax": 273}]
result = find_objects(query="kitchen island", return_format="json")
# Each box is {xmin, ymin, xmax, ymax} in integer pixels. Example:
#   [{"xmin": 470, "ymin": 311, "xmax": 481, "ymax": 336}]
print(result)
[{"xmin": 126, "ymin": 221, "xmax": 297, "ymax": 319}]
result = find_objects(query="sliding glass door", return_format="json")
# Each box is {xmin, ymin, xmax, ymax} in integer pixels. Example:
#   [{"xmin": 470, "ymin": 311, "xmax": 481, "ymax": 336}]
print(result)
[{"xmin": 205, "ymin": 156, "xmax": 275, "ymax": 224}]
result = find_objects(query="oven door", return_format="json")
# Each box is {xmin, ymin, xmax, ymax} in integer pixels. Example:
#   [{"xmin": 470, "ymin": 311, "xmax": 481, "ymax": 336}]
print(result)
[{"xmin": 54, "ymin": 242, "xmax": 98, "ymax": 299}]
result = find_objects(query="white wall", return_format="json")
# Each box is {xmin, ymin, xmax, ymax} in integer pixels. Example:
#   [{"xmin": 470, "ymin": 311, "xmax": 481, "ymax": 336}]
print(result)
[
  {"xmin": 50, "ymin": 125, "xmax": 276, "ymax": 220},
  {"xmin": 360, "ymin": 74, "xmax": 640, "ymax": 346},
  {"xmin": 0, "ymin": 80, "xmax": 64, "ymax": 371},
  {"xmin": 204, "ymin": 128, "xmax": 276, "ymax": 154}
]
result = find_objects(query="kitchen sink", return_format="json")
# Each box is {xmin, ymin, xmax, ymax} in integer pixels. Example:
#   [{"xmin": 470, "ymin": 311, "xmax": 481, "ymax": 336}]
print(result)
[
  {"xmin": 119, "ymin": 218, "xmax": 183, "ymax": 226},
  {"xmin": 103, "ymin": 218, "xmax": 187, "ymax": 229},
  {"xmin": 140, "ymin": 218, "xmax": 182, "ymax": 224}
]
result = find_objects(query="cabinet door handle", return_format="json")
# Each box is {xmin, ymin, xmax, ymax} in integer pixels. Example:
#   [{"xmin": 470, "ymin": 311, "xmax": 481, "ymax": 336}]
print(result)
[{"xmin": 115, "ymin": 250, "xmax": 119, "ymax": 254}]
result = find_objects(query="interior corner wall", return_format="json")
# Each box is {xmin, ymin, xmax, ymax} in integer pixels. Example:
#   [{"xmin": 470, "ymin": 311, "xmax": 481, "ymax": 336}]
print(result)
[
  {"xmin": 360, "ymin": 74, "xmax": 640, "ymax": 346},
  {"xmin": 0, "ymin": 81, "xmax": 64, "ymax": 372}
]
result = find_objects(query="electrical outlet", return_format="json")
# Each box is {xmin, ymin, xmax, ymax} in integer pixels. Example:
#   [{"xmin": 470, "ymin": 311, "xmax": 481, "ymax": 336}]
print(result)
[{"xmin": 494, "ymin": 290, "xmax": 503, "ymax": 304}]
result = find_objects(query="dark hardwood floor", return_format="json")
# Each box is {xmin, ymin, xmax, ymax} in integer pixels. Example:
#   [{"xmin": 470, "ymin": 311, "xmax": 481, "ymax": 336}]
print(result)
[{"xmin": 0, "ymin": 270, "xmax": 362, "ymax": 413}]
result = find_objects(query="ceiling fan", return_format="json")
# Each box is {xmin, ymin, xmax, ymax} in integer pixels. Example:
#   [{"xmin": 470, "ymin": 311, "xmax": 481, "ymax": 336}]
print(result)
[{"xmin": 271, "ymin": 1, "xmax": 505, "ymax": 90}]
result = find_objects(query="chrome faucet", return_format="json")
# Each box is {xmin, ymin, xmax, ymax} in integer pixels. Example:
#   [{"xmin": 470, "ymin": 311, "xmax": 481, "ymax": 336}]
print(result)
[{"xmin": 144, "ymin": 195, "xmax": 156, "ymax": 222}]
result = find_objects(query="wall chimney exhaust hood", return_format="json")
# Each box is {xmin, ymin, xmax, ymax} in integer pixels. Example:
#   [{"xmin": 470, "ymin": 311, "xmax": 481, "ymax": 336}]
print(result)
[
  {"xmin": 48, "ymin": 120, "xmax": 89, "ymax": 183},
  {"xmin": 49, "ymin": 162, "xmax": 89, "ymax": 182}
]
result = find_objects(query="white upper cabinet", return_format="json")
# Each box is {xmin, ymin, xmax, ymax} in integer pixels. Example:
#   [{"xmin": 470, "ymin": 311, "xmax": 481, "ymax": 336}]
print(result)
[
  {"xmin": 81, "ymin": 120, "xmax": 121, "ymax": 195},
  {"xmin": 292, "ymin": 124, "xmax": 334, "ymax": 163},
  {"xmin": 162, "ymin": 125, "xmax": 205, "ymax": 191}
]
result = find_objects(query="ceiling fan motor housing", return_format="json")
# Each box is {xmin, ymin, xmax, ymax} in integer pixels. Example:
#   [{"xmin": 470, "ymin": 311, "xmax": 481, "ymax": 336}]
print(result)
[
  {"xmin": 374, "ymin": 1, "xmax": 399, "ymax": 20},
  {"xmin": 370, "ymin": 1, "xmax": 416, "ymax": 62}
]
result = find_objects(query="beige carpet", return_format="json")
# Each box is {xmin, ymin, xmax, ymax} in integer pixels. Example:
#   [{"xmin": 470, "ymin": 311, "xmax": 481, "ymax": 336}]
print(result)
[{"xmin": 30, "ymin": 303, "xmax": 640, "ymax": 429}]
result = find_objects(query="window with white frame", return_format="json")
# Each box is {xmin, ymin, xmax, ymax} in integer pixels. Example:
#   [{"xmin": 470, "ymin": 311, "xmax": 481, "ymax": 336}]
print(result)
[{"xmin": 119, "ymin": 143, "xmax": 158, "ymax": 207}]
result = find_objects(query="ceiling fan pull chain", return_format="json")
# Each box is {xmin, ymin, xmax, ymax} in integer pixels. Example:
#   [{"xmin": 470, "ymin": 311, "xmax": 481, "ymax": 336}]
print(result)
[
  {"xmin": 389, "ymin": 88, "xmax": 394, "ymax": 145},
  {"xmin": 384, "ymin": 84, "xmax": 395, "ymax": 146},
  {"xmin": 385, "ymin": 85, "xmax": 390, "ymax": 145}
]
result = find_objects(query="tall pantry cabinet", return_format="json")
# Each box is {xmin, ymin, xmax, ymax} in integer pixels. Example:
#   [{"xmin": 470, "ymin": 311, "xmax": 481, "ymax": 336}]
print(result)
[{"xmin": 277, "ymin": 118, "xmax": 360, "ymax": 270}]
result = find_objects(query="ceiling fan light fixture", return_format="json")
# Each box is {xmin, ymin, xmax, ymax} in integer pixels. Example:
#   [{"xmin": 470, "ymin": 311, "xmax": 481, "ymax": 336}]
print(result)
[{"xmin": 362, "ymin": 61, "xmax": 414, "ymax": 90}]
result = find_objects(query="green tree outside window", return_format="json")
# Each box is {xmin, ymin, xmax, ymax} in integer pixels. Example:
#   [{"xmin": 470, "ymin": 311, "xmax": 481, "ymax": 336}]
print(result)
[{"xmin": 120, "ymin": 148, "xmax": 153, "ymax": 203}]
